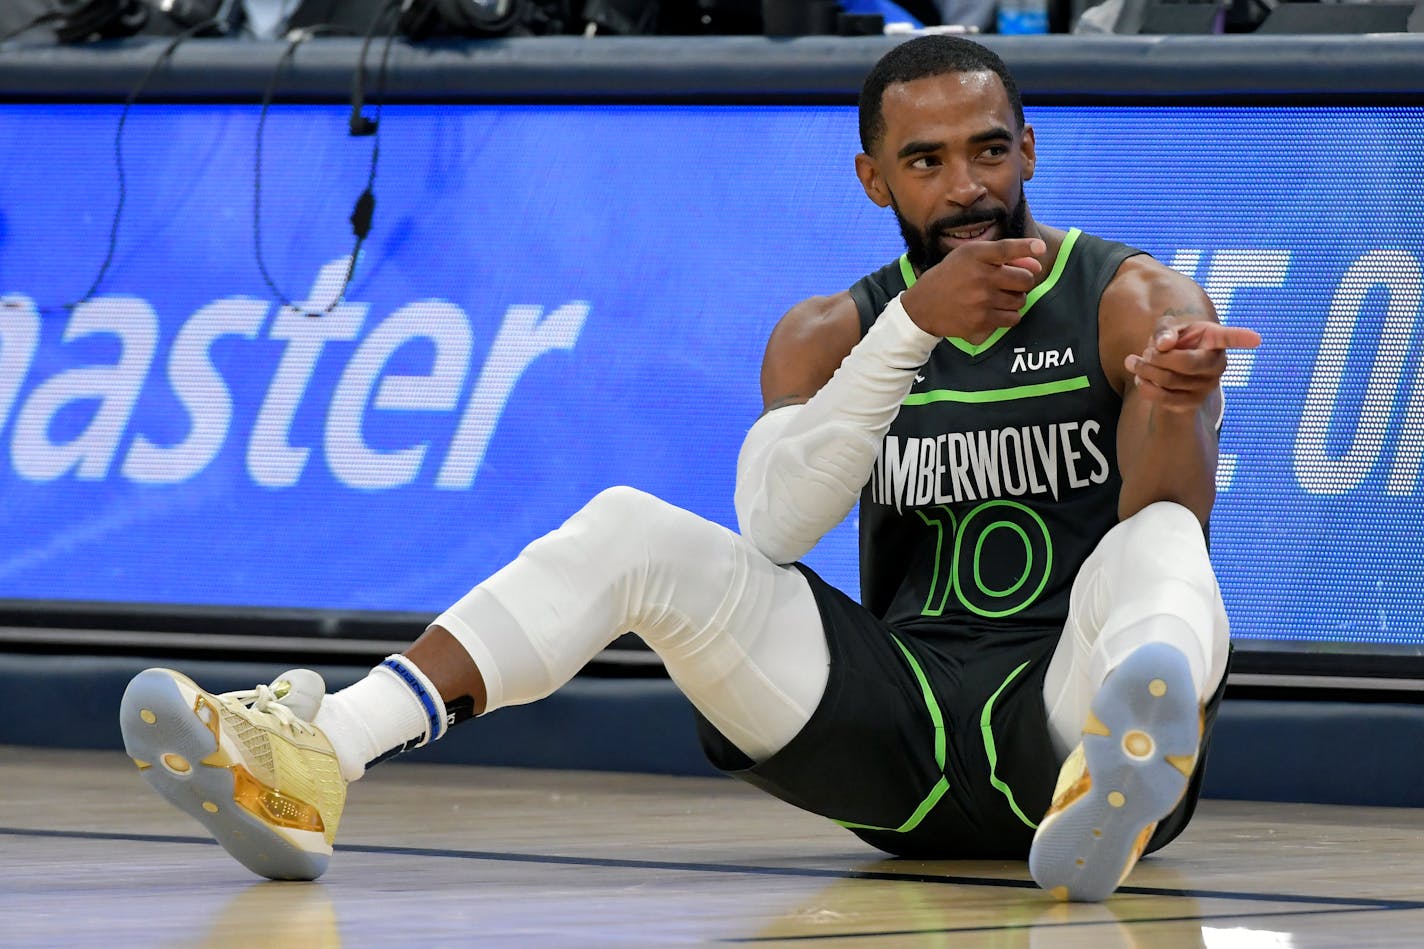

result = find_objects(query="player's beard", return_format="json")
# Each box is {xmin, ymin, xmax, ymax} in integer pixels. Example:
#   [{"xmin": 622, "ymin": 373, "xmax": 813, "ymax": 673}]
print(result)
[{"xmin": 893, "ymin": 184, "xmax": 1028, "ymax": 274}]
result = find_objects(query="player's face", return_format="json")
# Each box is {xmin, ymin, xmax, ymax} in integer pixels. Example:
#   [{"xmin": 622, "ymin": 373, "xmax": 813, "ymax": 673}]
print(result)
[{"xmin": 857, "ymin": 71, "xmax": 1036, "ymax": 273}]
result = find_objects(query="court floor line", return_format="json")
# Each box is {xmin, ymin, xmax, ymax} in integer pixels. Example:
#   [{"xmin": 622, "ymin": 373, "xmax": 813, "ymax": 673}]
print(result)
[
  {"xmin": 720, "ymin": 905, "xmax": 1424, "ymax": 943},
  {"xmin": 5, "ymin": 826, "xmax": 1422, "ymax": 913}
]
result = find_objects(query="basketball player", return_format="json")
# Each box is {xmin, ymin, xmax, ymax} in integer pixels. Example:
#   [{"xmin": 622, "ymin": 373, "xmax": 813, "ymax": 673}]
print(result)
[{"xmin": 119, "ymin": 36, "xmax": 1260, "ymax": 902}]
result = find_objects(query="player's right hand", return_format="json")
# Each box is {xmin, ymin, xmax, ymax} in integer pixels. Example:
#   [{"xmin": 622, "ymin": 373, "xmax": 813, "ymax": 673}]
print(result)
[{"xmin": 899, "ymin": 237, "xmax": 1046, "ymax": 341}]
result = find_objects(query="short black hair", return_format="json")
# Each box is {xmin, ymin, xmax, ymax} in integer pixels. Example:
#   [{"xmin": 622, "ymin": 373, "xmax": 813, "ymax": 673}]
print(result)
[{"xmin": 858, "ymin": 36, "xmax": 1024, "ymax": 154}]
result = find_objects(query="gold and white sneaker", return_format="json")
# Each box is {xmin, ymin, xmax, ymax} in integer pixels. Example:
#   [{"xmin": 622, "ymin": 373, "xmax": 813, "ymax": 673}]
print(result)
[
  {"xmin": 1028, "ymin": 642, "xmax": 1201, "ymax": 902},
  {"xmin": 119, "ymin": 668, "xmax": 347, "ymax": 881}
]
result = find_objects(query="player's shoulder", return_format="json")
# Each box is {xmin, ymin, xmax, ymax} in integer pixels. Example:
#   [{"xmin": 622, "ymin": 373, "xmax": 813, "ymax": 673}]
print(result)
[
  {"xmin": 1102, "ymin": 254, "xmax": 1214, "ymax": 317},
  {"xmin": 759, "ymin": 290, "xmax": 866, "ymax": 404},
  {"xmin": 771, "ymin": 291, "xmax": 863, "ymax": 347}
]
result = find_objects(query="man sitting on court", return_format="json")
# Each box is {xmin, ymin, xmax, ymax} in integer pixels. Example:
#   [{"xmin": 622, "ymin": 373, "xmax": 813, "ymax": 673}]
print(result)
[{"xmin": 119, "ymin": 35, "xmax": 1259, "ymax": 903}]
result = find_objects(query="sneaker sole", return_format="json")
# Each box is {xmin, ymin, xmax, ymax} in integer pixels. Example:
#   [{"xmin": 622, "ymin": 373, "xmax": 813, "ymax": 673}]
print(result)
[
  {"xmin": 119, "ymin": 669, "xmax": 330, "ymax": 881},
  {"xmin": 1028, "ymin": 642, "xmax": 1199, "ymax": 902}
]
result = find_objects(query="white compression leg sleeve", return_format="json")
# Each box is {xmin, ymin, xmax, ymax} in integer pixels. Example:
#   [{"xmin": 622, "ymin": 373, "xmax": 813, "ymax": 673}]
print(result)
[
  {"xmin": 735, "ymin": 294, "xmax": 939, "ymax": 564},
  {"xmin": 432, "ymin": 486, "xmax": 830, "ymax": 763},
  {"xmin": 1042, "ymin": 501, "xmax": 1231, "ymax": 759}
]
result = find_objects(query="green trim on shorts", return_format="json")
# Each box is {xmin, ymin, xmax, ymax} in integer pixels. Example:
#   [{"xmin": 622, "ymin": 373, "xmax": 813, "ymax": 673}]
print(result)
[
  {"xmin": 831, "ymin": 635, "xmax": 948, "ymax": 834},
  {"xmin": 892, "ymin": 634, "xmax": 946, "ymax": 771},
  {"xmin": 981, "ymin": 660, "xmax": 1040, "ymax": 829},
  {"xmin": 834, "ymin": 776, "xmax": 951, "ymax": 833}
]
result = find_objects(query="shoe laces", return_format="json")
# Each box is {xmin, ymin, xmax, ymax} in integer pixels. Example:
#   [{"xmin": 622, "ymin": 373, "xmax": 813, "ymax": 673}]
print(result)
[{"xmin": 221, "ymin": 683, "xmax": 318, "ymax": 737}]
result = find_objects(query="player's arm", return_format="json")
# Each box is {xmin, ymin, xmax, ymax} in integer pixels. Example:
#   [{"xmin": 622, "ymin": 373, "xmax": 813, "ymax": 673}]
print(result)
[
  {"xmin": 734, "ymin": 236, "xmax": 1059, "ymax": 561},
  {"xmin": 757, "ymin": 293, "xmax": 866, "ymax": 415},
  {"xmin": 1101, "ymin": 258, "xmax": 1262, "ymax": 525},
  {"xmin": 735, "ymin": 238, "xmax": 1049, "ymax": 564},
  {"xmin": 733, "ymin": 291, "xmax": 934, "ymax": 564}
]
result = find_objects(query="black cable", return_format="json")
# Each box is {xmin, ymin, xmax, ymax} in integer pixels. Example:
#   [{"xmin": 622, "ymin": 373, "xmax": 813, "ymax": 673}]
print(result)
[
  {"xmin": 0, "ymin": 9, "xmax": 63, "ymax": 43},
  {"xmin": 253, "ymin": 31, "xmax": 314, "ymax": 314},
  {"xmin": 61, "ymin": 16, "xmax": 218, "ymax": 314},
  {"xmin": 254, "ymin": 2, "xmax": 404, "ymax": 317},
  {"xmin": 349, "ymin": 0, "xmax": 393, "ymax": 137},
  {"xmin": 342, "ymin": 0, "xmax": 404, "ymax": 300}
]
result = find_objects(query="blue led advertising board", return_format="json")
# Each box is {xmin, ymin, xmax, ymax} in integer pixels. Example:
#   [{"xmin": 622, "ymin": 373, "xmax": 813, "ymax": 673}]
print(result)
[{"xmin": 0, "ymin": 104, "xmax": 1420, "ymax": 650}]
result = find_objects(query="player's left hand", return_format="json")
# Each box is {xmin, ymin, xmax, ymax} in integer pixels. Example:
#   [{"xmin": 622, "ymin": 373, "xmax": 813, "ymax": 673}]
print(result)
[{"xmin": 1124, "ymin": 317, "xmax": 1262, "ymax": 412}]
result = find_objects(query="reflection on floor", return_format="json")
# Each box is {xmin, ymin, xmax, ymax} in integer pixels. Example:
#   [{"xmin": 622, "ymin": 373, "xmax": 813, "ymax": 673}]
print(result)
[{"xmin": 3, "ymin": 748, "xmax": 1422, "ymax": 947}]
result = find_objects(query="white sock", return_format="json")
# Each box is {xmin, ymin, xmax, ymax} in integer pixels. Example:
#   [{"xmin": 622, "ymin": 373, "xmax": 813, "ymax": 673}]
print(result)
[{"xmin": 314, "ymin": 660, "xmax": 438, "ymax": 782}]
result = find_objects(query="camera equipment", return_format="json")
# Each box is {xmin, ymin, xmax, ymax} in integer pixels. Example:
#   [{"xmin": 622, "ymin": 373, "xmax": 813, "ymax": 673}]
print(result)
[{"xmin": 40, "ymin": 0, "xmax": 242, "ymax": 43}]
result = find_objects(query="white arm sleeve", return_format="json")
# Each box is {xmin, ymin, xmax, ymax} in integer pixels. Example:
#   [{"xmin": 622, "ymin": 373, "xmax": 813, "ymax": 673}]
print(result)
[{"xmin": 735, "ymin": 293, "xmax": 940, "ymax": 564}]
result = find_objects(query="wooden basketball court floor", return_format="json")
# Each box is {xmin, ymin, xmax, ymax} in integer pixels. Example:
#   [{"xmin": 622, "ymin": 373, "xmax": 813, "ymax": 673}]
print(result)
[{"xmin": 3, "ymin": 746, "xmax": 1422, "ymax": 947}]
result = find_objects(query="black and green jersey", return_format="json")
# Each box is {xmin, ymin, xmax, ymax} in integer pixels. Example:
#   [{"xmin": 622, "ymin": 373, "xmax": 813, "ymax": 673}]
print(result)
[{"xmin": 850, "ymin": 228, "xmax": 1142, "ymax": 639}]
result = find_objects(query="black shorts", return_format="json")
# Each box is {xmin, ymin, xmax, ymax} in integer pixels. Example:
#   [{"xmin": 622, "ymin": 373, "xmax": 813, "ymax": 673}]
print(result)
[{"xmin": 694, "ymin": 564, "xmax": 1227, "ymax": 860}]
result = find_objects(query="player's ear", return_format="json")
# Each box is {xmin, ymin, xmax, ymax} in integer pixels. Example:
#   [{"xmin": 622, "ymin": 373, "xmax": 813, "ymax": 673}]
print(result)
[
  {"xmin": 1020, "ymin": 125, "xmax": 1036, "ymax": 182},
  {"xmin": 855, "ymin": 153, "xmax": 891, "ymax": 208}
]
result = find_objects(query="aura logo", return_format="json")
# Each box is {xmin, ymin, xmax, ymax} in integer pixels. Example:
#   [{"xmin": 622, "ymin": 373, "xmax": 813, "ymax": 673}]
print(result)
[
  {"xmin": 0, "ymin": 259, "xmax": 591, "ymax": 491},
  {"xmin": 1010, "ymin": 346, "xmax": 1074, "ymax": 373}
]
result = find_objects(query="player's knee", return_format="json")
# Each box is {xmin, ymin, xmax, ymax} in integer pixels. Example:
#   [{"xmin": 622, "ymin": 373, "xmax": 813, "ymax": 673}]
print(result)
[
  {"xmin": 574, "ymin": 485, "xmax": 700, "ymax": 563},
  {"xmin": 581, "ymin": 485, "xmax": 655, "ymax": 523},
  {"xmin": 1114, "ymin": 501, "xmax": 1218, "ymax": 596},
  {"xmin": 1129, "ymin": 500, "xmax": 1199, "ymax": 532},
  {"xmin": 580, "ymin": 486, "xmax": 676, "ymax": 536},
  {"xmin": 1087, "ymin": 502, "xmax": 1212, "ymax": 599},
  {"xmin": 1121, "ymin": 501, "xmax": 1206, "ymax": 555}
]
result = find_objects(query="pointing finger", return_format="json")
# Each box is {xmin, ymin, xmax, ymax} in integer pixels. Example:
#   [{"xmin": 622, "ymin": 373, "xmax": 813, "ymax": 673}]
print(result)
[{"xmin": 1171, "ymin": 322, "xmax": 1263, "ymax": 351}]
